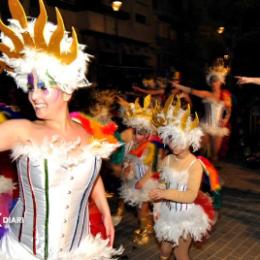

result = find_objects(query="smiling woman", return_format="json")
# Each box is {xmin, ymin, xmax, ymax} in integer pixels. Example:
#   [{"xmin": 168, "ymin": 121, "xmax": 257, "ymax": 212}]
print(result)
[
  {"xmin": 0, "ymin": 0, "xmax": 123, "ymax": 259},
  {"xmin": 27, "ymin": 71, "xmax": 66, "ymax": 120}
]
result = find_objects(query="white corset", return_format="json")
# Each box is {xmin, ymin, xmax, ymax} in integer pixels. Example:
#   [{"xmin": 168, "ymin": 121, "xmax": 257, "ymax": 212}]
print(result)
[{"xmin": 8, "ymin": 138, "xmax": 104, "ymax": 259}]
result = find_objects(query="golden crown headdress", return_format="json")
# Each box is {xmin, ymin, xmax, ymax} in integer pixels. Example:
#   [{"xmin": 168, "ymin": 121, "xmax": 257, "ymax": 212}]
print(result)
[
  {"xmin": 0, "ymin": 0, "xmax": 79, "ymax": 70},
  {"xmin": 122, "ymin": 95, "xmax": 155, "ymax": 132},
  {"xmin": 152, "ymin": 96, "xmax": 203, "ymax": 151},
  {"xmin": 206, "ymin": 58, "xmax": 230, "ymax": 85},
  {"xmin": 152, "ymin": 96, "xmax": 199, "ymax": 130},
  {"xmin": 0, "ymin": 0, "xmax": 91, "ymax": 93}
]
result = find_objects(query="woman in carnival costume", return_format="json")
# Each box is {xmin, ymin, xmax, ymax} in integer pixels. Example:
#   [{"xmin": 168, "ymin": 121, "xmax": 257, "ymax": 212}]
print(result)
[
  {"xmin": 0, "ymin": 0, "xmax": 123, "ymax": 259},
  {"xmin": 172, "ymin": 59, "xmax": 232, "ymax": 161},
  {"xmin": 149, "ymin": 96, "xmax": 215, "ymax": 260},
  {"xmin": 119, "ymin": 95, "xmax": 162, "ymax": 245}
]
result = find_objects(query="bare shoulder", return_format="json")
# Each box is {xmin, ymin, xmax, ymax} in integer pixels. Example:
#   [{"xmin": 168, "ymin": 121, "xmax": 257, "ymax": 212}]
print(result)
[
  {"xmin": 0, "ymin": 119, "xmax": 34, "ymax": 151},
  {"xmin": 0, "ymin": 119, "xmax": 33, "ymax": 133},
  {"xmin": 71, "ymin": 120, "xmax": 92, "ymax": 143},
  {"xmin": 120, "ymin": 128, "xmax": 133, "ymax": 143},
  {"xmin": 190, "ymin": 157, "xmax": 203, "ymax": 173}
]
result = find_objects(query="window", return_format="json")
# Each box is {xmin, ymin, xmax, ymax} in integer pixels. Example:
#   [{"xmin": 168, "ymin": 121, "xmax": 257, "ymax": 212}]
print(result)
[{"xmin": 135, "ymin": 13, "xmax": 146, "ymax": 24}]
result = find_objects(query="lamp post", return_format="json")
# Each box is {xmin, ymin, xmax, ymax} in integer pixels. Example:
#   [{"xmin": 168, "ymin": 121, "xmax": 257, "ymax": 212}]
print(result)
[{"xmin": 111, "ymin": 1, "xmax": 122, "ymax": 66}]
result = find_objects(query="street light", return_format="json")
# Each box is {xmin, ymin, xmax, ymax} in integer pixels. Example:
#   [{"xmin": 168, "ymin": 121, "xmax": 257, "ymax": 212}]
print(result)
[
  {"xmin": 217, "ymin": 26, "xmax": 225, "ymax": 34},
  {"xmin": 111, "ymin": 1, "xmax": 122, "ymax": 12}
]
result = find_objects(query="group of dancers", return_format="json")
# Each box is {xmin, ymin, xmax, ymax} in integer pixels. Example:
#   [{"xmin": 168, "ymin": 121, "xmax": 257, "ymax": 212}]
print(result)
[{"xmin": 0, "ymin": 0, "xmax": 252, "ymax": 259}]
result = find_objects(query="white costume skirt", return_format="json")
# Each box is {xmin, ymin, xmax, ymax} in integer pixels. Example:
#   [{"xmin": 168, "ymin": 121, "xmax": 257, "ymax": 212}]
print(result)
[
  {"xmin": 0, "ymin": 228, "xmax": 123, "ymax": 260},
  {"xmin": 154, "ymin": 203, "xmax": 211, "ymax": 245},
  {"xmin": 120, "ymin": 178, "xmax": 158, "ymax": 207}
]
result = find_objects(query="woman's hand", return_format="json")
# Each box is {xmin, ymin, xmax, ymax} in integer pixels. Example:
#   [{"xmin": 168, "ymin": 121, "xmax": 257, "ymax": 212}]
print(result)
[
  {"xmin": 123, "ymin": 165, "xmax": 131, "ymax": 176},
  {"xmin": 235, "ymin": 76, "xmax": 252, "ymax": 85},
  {"xmin": 122, "ymin": 163, "xmax": 134, "ymax": 180},
  {"xmin": 135, "ymin": 179, "xmax": 145, "ymax": 189},
  {"xmin": 149, "ymin": 188, "xmax": 165, "ymax": 200},
  {"xmin": 103, "ymin": 214, "xmax": 115, "ymax": 247}
]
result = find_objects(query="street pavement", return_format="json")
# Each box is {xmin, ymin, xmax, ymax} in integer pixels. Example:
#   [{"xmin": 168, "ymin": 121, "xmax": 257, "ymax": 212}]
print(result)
[{"xmin": 113, "ymin": 161, "xmax": 260, "ymax": 260}]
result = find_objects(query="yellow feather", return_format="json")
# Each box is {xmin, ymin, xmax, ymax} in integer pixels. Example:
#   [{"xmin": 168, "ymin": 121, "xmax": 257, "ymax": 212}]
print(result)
[
  {"xmin": 190, "ymin": 112, "xmax": 199, "ymax": 130},
  {"xmin": 181, "ymin": 105, "xmax": 190, "ymax": 130},
  {"xmin": 143, "ymin": 95, "xmax": 151, "ymax": 109},
  {"xmin": 8, "ymin": 0, "xmax": 27, "ymax": 28},
  {"xmin": 0, "ymin": 19, "xmax": 23, "ymax": 53},
  {"xmin": 163, "ymin": 95, "xmax": 173, "ymax": 115},
  {"xmin": 60, "ymin": 26, "xmax": 79, "ymax": 65},
  {"xmin": 48, "ymin": 8, "xmax": 65, "ymax": 56},
  {"xmin": 173, "ymin": 95, "xmax": 181, "ymax": 116},
  {"xmin": 34, "ymin": 0, "xmax": 48, "ymax": 49}
]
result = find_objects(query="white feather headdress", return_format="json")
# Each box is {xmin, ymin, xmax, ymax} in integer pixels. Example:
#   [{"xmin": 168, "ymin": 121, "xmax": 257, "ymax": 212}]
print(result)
[
  {"xmin": 152, "ymin": 96, "xmax": 203, "ymax": 151},
  {"xmin": 0, "ymin": 0, "xmax": 91, "ymax": 94},
  {"xmin": 122, "ymin": 95, "xmax": 155, "ymax": 133}
]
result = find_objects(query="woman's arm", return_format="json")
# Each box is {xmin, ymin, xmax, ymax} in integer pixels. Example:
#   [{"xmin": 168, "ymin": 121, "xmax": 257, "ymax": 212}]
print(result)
[
  {"xmin": 135, "ymin": 142, "xmax": 157, "ymax": 189},
  {"xmin": 236, "ymin": 76, "xmax": 260, "ymax": 85},
  {"xmin": 132, "ymin": 86, "xmax": 164, "ymax": 95},
  {"xmin": 135, "ymin": 169, "xmax": 153, "ymax": 189},
  {"xmin": 149, "ymin": 160, "xmax": 203, "ymax": 203},
  {"xmin": 91, "ymin": 176, "xmax": 114, "ymax": 246},
  {"xmin": 172, "ymin": 83, "xmax": 216, "ymax": 99},
  {"xmin": 0, "ymin": 119, "xmax": 30, "ymax": 151}
]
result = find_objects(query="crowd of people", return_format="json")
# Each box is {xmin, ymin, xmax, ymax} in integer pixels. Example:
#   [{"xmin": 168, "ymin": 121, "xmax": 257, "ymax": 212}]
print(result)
[{"xmin": 0, "ymin": 1, "xmax": 258, "ymax": 260}]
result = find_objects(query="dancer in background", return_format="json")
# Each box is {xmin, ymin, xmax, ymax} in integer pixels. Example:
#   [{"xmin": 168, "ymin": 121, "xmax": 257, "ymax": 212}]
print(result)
[
  {"xmin": 172, "ymin": 60, "xmax": 232, "ymax": 161},
  {"xmin": 132, "ymin": 70, "xmax": 191, "ymax": 107},
  {"xmin": 119, "ymin": 95, "xmax": 162, "ymax": 246},
  {"xmin": 150, "ymin": 96, "xmax": 215, "ymax": 260},
  {"xmin": 0, "ymin": 0, "xmax": 122, "ymax": 258}
]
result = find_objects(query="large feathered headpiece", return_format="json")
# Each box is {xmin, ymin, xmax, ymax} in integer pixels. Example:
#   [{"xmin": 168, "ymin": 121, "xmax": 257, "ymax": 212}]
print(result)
[
  {"xmin": 122, "ymin": 95, "xmax": 155, "ymax": 133},
  {"xmin": 0, "ymin": 0, "xmax": 91, "ymax": 93},
  {"xmin": 206, "ymin": 58, "xmax": 230, "ymax": 86},
  {"xmin": 152, "ymin": 96, "xmax": 203, "ymax": 151}
]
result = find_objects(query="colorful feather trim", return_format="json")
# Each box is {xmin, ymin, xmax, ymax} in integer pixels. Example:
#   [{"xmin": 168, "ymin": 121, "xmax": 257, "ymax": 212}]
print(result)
[
  {"xmin": 197, "ymin": 156, "xmax": 221, "ymax": 191},
  {"xmin": 194, "ymin": 191, "xmax": 215, "ymax": 223},
  {"xmin": 70, "ymin": 112, "xmax": 118, "ymax": 144}
]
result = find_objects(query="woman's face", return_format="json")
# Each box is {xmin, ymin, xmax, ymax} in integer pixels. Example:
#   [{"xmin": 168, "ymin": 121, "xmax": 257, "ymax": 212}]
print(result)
[
  {"xmin": 134, "ymin": 128, "xmax": 150, "ymax": 143},
  {"xmin": 210, "ymin": 79, "xmax": 222, "ymax": 91},
  {"xmin": 168, "ymin": 141, "xmax": 188, "ymax": 156},
  {"xmin": 27, "ymin": 71, "xmax": 65, "ymax": 119}
]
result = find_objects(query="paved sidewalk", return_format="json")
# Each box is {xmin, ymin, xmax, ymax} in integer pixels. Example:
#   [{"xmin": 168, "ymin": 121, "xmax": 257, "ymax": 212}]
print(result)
[{"xmin": 113, "ymin": 162, "xmax": 260, "ymax": 260}]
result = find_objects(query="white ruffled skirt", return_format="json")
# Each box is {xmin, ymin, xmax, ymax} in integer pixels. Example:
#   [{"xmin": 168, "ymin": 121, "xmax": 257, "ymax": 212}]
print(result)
[
  {"xmin": 0, "ymin": 228, "xmax": 123, "ymax": 260},
  {"xmin": 120, "ymin": 178, "xmax": 158, "ymax": 207},
  {"xmin": 154, "ymin": 203, "xmax": 210, "ymax": 245}
]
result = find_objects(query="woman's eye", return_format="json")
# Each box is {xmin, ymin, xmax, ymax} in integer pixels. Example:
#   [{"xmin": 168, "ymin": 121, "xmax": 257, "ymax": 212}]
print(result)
[
  {"xmin": 37, "ymin": 81, "xmax": 47, "ymax": 90},
  {"xmin": 27, "ymin": 84, "xmax": 34, "ymax": 92}
]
